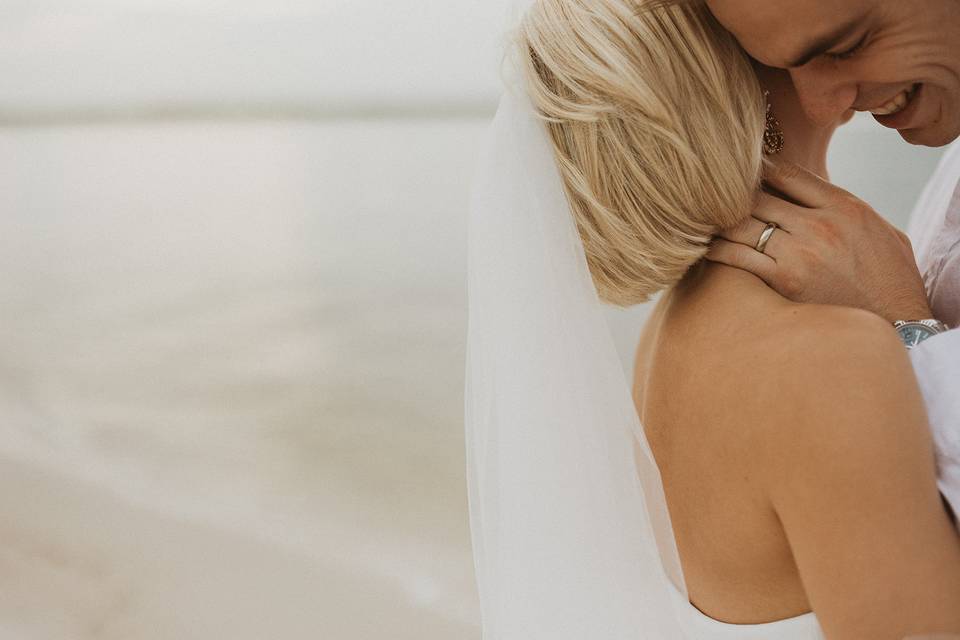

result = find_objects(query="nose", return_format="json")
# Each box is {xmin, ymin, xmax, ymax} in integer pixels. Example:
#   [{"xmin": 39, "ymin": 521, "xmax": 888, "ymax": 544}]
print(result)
[{"xmin": 788, "ymin": 65, "xmax": 858, "ymax": 126}]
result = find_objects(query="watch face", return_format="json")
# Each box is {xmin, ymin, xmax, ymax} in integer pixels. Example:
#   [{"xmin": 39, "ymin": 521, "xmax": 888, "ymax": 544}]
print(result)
[{"xmin": 897, "ymin": 323, "xmax": 937, "ymax": 348}]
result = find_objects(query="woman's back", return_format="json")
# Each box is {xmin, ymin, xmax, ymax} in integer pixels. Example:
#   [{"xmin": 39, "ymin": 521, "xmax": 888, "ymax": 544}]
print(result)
[
  {"xmin": 634, "ymin": 262, "xmax": 816, "ymax": 624},
  {"xmin": 633, "ymin": 260, "xmax": 960, "ymax": 635}
]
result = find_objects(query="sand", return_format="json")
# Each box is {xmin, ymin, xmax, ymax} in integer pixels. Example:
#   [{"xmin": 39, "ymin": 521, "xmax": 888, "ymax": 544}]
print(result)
[{"xmin": 0, "ymin": 452, "xmax": 476, "ymax": 639}]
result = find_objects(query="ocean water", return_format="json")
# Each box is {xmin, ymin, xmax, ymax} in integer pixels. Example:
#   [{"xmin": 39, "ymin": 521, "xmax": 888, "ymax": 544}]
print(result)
[
  {"xmin": 0, "ymin": 118, "xmax": 483, "ymax": 637},
  {"xmin": 0, "ymin": 113, "xmax": 945, "ymax": 637}
]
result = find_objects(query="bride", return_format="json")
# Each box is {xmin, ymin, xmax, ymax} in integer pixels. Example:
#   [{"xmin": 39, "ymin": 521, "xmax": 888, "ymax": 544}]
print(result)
[{"xmin": 465, "ymin": 0, "xmax": 960, "ymax": 638}]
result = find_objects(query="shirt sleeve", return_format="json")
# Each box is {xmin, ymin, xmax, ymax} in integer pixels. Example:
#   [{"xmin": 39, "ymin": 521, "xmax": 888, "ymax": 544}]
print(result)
[{"xmin": 909, "ymin": 328, "xmax": 960, "ymax": 522}]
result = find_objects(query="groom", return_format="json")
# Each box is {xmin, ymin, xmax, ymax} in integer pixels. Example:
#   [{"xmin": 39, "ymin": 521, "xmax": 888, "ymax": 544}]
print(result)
[{"xmin": 705, "ymin": 0, "xmax": 960, "ymax": 508}]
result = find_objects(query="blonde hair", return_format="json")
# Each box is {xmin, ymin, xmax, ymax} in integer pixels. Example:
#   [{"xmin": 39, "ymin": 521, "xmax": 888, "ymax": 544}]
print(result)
[{"xmin": 517, "ymin": 0, "xmax": 765, "ymax": 305}]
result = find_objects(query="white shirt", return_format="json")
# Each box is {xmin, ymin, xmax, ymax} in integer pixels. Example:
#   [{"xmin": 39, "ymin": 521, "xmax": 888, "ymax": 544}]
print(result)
[{"xmin": 907, "ymin": 140, "xmax": 960, "ymax": 518}]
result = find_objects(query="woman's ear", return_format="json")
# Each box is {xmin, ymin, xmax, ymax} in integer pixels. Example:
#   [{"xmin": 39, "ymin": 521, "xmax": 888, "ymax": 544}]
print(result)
[{"xmin": 750, "ymin": 58, "xmax": 793, "ymax": 100}]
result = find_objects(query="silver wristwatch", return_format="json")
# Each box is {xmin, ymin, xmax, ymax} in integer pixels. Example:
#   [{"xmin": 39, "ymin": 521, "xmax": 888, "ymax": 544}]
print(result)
[{"xmin": 893, "ymin": 319, "xmax": 949, "ymax": 349}]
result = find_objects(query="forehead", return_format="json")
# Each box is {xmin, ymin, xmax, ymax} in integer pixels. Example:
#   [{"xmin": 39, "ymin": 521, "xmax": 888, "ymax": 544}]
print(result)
[{"xmin": 706, "ymin": 0, "xmax": 872, "ymax": 66}]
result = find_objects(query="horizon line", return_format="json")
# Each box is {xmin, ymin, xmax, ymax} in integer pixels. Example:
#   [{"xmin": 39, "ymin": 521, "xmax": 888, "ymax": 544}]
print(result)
[
  {"xmin": 0, "ymin": 101, "xmax": 499, "ymax": 127},
  {"xmin": 0, "ymin": 102, "xmax": 884, "ymax": 131}
]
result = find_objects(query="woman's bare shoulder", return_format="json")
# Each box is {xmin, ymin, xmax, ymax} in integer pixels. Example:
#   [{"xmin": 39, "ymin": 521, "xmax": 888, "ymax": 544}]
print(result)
[
  {"xmin": 738, "ymin": 302, "xmax": 906, "ymax": 401},
  {"xmin": 742, "ymin": 298, "xmax": 918, "ymax": 426},
  {"xmin": 736, "ymin": 302, "xmax": 920, "ymax": 455},
  {"xmin": 741, "ymin": 303, "xmax": 960, "ymax": 636},
  {"xmin": 754, "ymin": 301, "xmax": 897, "ymax": 353}
]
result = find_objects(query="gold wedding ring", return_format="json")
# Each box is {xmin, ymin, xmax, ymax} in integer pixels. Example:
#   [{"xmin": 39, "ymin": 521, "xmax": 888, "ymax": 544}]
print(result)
[{"xmin": 755, "ymin": 221, "xmax": 778, "ymax": 255}]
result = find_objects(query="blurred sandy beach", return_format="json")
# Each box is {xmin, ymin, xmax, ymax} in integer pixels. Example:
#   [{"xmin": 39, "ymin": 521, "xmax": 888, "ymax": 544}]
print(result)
[
  {"xmin": 0, "ymin": 452, "xmax": 475, "ymax": 639},
  {"xmin": 0, "ymin": 120, "xmax": 482, "ymax": 637}
]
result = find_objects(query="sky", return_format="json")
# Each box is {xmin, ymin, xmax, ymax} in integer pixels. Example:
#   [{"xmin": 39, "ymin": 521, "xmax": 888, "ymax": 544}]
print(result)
[{"xmin": 0, "ymin": 0, "xmax": 527, "ymax": 117}]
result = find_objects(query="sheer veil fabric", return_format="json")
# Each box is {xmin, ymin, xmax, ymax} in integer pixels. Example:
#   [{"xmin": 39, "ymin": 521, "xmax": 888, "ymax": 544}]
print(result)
[{"xmin": 464, "ymin": 19, "xmax": 697, "ymax": 638}]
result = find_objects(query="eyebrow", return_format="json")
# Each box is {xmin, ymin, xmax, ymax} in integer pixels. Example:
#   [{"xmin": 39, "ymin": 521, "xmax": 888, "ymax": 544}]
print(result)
[{"xmin": 783, "ymin": 16, "xmax": 862, "ymax": 68}]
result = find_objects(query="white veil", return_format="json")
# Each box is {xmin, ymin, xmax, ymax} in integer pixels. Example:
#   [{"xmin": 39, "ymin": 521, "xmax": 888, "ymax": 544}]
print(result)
[{"xmin": 464, "ymin": 19, "xmax": 696, "ymax": 639}]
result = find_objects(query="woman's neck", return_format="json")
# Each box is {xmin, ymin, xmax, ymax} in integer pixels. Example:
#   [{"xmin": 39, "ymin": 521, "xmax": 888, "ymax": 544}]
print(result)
[
  {"xmin": 668, "ymin": 68, "xmax": 847, "ymax": 311},
  {"xmin": 675, "ymin": 259, "xmax": 785, "ymax": 310},
  {"xmin": 755, "ymin": 64, "xmax": 844, "ymax": 180}
]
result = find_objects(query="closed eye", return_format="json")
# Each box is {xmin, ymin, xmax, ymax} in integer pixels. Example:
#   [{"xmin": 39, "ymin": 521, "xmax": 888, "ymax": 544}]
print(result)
[{"xmin": 825, "ymin": 32, "xmax": 869, "ymax": 61}]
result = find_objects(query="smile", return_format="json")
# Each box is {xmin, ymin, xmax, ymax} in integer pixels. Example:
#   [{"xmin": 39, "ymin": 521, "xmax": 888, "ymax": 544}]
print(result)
[{"xmin": 862, "ymin": 84, "xmax": 921, "ymax": 116}]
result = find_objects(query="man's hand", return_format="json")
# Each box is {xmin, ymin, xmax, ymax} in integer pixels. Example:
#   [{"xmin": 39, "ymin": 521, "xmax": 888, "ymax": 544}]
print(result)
[{"xmin": 708, "ymin": 160, "xmax": 932, "ymax": 322}]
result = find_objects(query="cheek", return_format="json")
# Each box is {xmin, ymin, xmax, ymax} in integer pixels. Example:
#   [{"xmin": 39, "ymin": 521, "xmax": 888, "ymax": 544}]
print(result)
[
  {"xmin": 909, "ymin": 61, "xmax": 960, "ymax": 131},
  {"xmin": 928, "ymin": 84, "xmax": 960, "ymax": 126},
  {"xmin": 866, "ymin": 33, "xmax": 959, "ymax": 87},
  {"xmin": 851, "ymin": 50, "xmax": 919, "ymax": 85},
  {"xmin": 929, "ymin": 63, "xmax": 960, "ymax": 102}
]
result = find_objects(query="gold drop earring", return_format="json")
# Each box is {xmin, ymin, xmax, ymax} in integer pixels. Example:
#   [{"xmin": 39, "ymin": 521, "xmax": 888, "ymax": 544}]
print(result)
[{"xmin": 763, "ymin": 89, "xmax": 785, "ymax": 155}]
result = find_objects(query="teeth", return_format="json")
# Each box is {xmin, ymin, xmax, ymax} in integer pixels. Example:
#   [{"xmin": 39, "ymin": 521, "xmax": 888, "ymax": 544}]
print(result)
[
  {"xmin": 868, "ymin": 85, "xmax": 918, "ymax": 116},
  {"xmin": 869, "ymin": 90, "xmax": 909, "ymax": 115}
]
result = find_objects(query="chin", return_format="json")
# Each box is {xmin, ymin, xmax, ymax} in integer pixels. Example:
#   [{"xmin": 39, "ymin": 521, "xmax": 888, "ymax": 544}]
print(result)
[
  {"xmin": 899, "ymin": 122, "xmax": 960, "ymax": 147},
  {"xmin": 900, "ymin": 98, "xmax": 960, "ymax": 147}
]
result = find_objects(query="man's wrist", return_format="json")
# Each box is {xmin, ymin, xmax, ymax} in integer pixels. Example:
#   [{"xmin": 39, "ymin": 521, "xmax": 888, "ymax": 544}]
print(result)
[{"xmin": 880, "ymin": 296, "xmax": 932, "ymax": 324}]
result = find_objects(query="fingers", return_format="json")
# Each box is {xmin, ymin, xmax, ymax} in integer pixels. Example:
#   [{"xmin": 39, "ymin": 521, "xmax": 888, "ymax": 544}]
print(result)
[
  {"xmin": 717, "ymin": 190, "xmax": 806, "ymax": 256},
  {"xmin": 717, "ymin": 215, "xmax": 788, "ymax": 258},
  {"xmin": 752, "ymin": 192, "xmax": 807, "ymax": 233},
  {"xmin": 761, "ymin": 157, "xmax": 843, "ymax": 209},
  {"xmin": 706, "ymin": 238, "xmax": 777, "ymax": 284}
]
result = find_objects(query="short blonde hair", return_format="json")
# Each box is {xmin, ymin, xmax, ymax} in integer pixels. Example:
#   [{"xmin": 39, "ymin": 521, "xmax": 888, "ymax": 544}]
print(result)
[{"xmin": 517, "ymin": 0, "xmax": 765, "ymax": 306}]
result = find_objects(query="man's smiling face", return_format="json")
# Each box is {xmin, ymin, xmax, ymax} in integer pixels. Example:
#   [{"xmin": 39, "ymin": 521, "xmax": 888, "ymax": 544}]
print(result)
[{"xmin": 706, "ymin": 0, "xmax": 960, "ymax": 147}]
